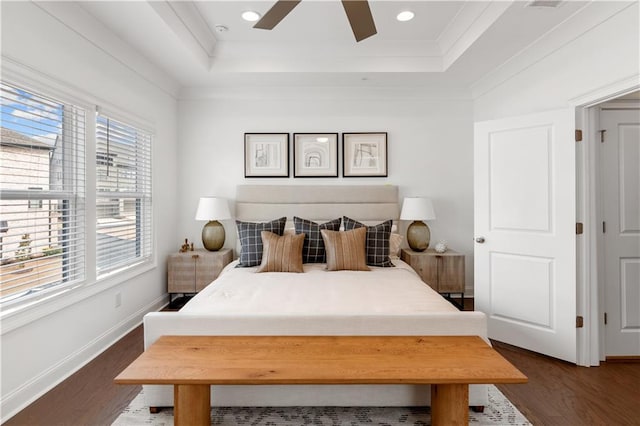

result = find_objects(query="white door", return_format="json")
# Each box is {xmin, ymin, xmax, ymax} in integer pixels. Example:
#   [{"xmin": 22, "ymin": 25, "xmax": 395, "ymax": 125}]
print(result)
[
  {"xmin": 474, "ymin": 108, "xmax": 576, "ymax": 363},
  {"xmin": 601, "ymin": 108, "xmax": 640, "ymax": 357}
]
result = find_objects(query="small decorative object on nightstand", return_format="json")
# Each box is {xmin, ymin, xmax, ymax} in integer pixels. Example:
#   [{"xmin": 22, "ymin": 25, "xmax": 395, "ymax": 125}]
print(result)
[
  {"xmin": 400, "ymin": 197, "xmax": 436, "ymax": 251},
  {"xmin": 435, "ymin": 240, "xmax": 447, "ymax": 253},
  {"xmin": 195, "ymin": 197, "xmax": 231, "ymax": 251},
  {"xmin": 401, "ymin": 247, "xmax": 465, "ymax": 309},
  {"xmin": 167, "ymin": 248, "xmax": 232, "ymax": 308}
]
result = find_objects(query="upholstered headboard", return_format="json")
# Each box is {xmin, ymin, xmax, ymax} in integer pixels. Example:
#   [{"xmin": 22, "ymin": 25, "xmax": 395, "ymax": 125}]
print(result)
[{"xmin": 235, "ymin": 185, "xmax": 399, "ymax": 224}]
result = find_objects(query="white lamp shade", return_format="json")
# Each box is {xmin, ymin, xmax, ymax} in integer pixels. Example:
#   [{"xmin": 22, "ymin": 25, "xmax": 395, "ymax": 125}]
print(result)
[
  {"xmin": 400, "ymin": 197, "xmax": 436, "ymax": 221},
  {"xmin": 195, "ymin": 197, "xmax": 231, "ymax": 221}
]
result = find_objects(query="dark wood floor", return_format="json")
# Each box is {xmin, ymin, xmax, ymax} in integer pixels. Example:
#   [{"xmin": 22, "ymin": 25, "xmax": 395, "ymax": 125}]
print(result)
[
  {"xmin": 6, "ymin": 311, "xmax": 640, "ymax": 426},
  {"xmin": 5, "ymin": 326, "xmax": 144, "ymax": 426},
  {"xmin": 493, "ymin": 340, "xmax": 640, "ymax": 426}
]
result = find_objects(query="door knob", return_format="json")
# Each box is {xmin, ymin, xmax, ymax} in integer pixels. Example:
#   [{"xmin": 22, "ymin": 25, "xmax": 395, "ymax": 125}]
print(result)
[{"xmin": 475, "ymin": 237, "xmax": 485, "ymax": 243}]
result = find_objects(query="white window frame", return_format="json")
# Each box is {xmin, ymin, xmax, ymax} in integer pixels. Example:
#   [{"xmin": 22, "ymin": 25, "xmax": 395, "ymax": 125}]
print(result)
[
  {"xmin": 1, "ymin": 82, "xmax": 87, "ymax": 304},
  {"xmin": 0, "ymin": 61, "xmax": 157, "ymax": 331},
  {"xmin": 95, "ymin": 109, "xmax": 153, "ymax": 278}
]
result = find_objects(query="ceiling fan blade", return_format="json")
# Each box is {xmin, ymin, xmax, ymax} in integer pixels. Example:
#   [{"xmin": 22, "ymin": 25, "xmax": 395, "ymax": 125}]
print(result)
[
  {"xmin": 341, "ymin": 0, "xmax": 377, "ymax": 42},
  {"xmin": 254, "ymin": 0, "xmax": 302, "ymax": 30}
]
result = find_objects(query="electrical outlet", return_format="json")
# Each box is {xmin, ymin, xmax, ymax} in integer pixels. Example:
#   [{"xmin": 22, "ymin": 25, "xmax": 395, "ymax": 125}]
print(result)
[{"xmin": 115, "ymin": 292, "xmax": 122, "ymax": 308}]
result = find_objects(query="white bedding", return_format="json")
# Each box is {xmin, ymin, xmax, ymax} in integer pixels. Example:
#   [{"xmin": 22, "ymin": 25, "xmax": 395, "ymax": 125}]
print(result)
[
  {"xmin": 180, "ymin": 259, "xmax": 458, "ymax": 315},
  {"xmin": 144, "ymin": 256, "xmax": 488, "ymax": 407}
]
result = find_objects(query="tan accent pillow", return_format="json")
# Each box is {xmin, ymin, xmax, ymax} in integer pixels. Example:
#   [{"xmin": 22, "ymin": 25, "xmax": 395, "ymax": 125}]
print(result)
[
  {"xmin": 257, "ymin": 231, "xmax": 305, "ymax": 273},
  {"xmin": 389, "ymin": 233, "xmax": 403, "ymax": 259},
  {"xmin": 320, "ymin": 227, "xmax": 370, "ymax": 271}
]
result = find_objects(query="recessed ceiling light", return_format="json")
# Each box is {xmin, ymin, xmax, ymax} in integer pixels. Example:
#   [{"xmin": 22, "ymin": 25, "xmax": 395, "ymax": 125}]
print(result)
[
  {"xmin": 242, "ymin": 11, "xmax": 261, "ymax": 22},
  {"xmin": 316, "ymin": 137, "xmax": 329, "ymax": 143},
  {"xmin": 396, "ymin": 11, "xmax": 415, "ymax": 22}
]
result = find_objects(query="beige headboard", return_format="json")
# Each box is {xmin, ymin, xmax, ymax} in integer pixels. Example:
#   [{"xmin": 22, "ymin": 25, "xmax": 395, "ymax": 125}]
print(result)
[{"xmin": 235, "ymin": 185, "xmax": 399, "ymax": 224}]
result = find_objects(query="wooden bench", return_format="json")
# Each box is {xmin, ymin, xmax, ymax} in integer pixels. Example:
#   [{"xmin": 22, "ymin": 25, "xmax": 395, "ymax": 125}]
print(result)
[{"xmin": 114, "ymin": 335, "xmax": 527, "ymax": 426}]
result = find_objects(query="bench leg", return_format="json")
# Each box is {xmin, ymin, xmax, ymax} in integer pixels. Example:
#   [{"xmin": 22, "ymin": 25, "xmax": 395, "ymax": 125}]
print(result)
[
  {"xmin": 430, "ymin": 384, "xmax": 468, "ymax": 426},
  {"xmin": 174, "ymin": 384, "xmax": 210, "ymax": 426}
]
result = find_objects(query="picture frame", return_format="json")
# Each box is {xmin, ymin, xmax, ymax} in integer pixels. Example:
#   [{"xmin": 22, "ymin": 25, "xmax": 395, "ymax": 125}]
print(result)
[
  {"xmin": 244, "ymin": 133, "xmax": 290, "ymax": 178},
  {"xmin": 342, "ymin": 132, "xmax": 388, "ymax": 177},
  {"xmin": 293, "ymin": 133, "xmax": 339, "ymax": 177}
]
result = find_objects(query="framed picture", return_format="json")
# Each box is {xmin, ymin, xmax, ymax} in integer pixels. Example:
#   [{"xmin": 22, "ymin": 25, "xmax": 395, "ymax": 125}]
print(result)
[
  {"xmin": 244, "ymin": 133, "xmax": 289, "ymax": 178},
  {"xmin": 342, "ymin": 132, "xmax": 388, "ymax": 177},
  {"xmin": 293, "ymin": 133, "xmax": 339, "ymax": 177}
]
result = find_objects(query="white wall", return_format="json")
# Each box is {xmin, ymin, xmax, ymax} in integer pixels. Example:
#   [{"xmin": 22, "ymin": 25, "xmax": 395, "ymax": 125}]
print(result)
[
  {"xmin": 473, "ymin": 2, "xmax": 639, "ymax": 120},
  {"xmin": 0, "ymin": 2, "xmax": 178, "ymax": 421},
  {"xmin": 177, "ymin": 91, "xmax": 475, "ymax": 289},
  {"xmin": 471, "ymin": 1, "xmax": 639, "ymax": 366}
]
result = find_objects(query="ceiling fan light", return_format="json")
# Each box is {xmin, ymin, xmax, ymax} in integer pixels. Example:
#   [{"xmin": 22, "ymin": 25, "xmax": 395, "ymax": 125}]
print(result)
[
  {"xmin": 396, "ymin": 11, "xmax": 415, "ymax": 22},
  {"xmin": 242, "ymin": 11, "xmax": 261, "ymax": 22}
]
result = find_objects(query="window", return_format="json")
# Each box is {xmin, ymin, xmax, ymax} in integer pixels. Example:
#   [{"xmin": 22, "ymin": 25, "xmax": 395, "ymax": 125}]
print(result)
[
  {"xmin": 96, "ymin": 114, "xmax": 152, "ymax": 276},
  {"xmin": 28, "ymin": 187, "xmax": 44, "ymax": 209},
  {"xmin": 0, "ymin": 82, "xmax": 86, "ymax": 302}
]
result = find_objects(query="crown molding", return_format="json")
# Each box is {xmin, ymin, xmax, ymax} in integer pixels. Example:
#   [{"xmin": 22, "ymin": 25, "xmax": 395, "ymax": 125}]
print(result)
[
  {"xmin": 470, "ymin": 1, "xmax": 635, "ymax": 99},
  {"xmin": 34, "ymin": 1, "xmax": 180, "ymax": 98},
  {"xmin": 148, "ymin": 1, "xmax": 216, "ymax": 70},
  {"xmin": 439, "ymin": 1, "xmax": 512, "ymax": 71},
  {"xmin": 178, "ymin": 85, "xmax": 473, "ymax": 101}
]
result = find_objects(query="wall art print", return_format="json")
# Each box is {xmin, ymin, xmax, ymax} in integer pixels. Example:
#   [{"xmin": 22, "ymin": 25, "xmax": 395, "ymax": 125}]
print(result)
[
  {"xmin": 244, "ymin": 133, "xmax": 289, "ymax": 178},
  {"xmin": 342, "ymin": 132, "xmax": 388, "ymax": 177},
  {"xmin": 293, "ymin": 133, "xmax": 339, "ymax": 177}
]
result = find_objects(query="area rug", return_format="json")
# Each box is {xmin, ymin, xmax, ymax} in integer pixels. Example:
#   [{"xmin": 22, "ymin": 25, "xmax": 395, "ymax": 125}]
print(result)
[{"xmin": 113, "ymin": 385, "xmax": 530, "ymax": 425}]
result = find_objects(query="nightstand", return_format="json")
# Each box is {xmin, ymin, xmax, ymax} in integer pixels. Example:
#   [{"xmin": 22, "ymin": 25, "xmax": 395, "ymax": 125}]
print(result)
[
  {"xmin": 167, "ymin": 248, "xmax": 233, "ymax": 307},
  {"xmin": 401, "ymin": 248, "xmax": 465, "ymax": 309}
]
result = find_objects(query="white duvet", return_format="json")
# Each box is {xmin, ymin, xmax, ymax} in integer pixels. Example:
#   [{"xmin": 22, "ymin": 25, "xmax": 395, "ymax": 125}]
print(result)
[{"xmin": 181, "ymin": 259, "xmax": 458, "ymax": 315}]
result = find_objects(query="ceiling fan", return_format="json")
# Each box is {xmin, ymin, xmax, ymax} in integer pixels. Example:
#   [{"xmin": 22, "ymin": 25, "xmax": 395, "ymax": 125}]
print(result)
[{"xmin": 254, "ymin": 0, "xmax": 377, "ymax": 42}]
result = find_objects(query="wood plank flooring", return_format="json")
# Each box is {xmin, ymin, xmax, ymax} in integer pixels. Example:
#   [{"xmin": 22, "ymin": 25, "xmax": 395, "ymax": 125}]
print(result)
[
  {"xmin": 5, "ymin": 326, "xmax": 144, "ymax": 426},
  {"xmin": 6, "ymin": 317, "xmax": 640, "ymax": 425},
  {"xmin": 493, "ymin": 340, "xmax": 640, "ymax": 426}
]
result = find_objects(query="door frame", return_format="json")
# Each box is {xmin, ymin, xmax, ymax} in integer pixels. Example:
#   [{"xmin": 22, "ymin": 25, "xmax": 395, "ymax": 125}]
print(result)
[{"xmin": 573, "ymin": 80, "xmax": 639, "ymax": 366}]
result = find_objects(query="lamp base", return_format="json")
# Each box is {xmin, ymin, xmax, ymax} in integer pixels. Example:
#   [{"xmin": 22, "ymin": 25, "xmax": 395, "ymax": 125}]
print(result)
[
  {"xmin": 202, "ymin": 220, "xmax": 225, "ymax": 251},
  {"xmin": 407, "ymin": 220, "xmax": 430, "ymax": 252}
]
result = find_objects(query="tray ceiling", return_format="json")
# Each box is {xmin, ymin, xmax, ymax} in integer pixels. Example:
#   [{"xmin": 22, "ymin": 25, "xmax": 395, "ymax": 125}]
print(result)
[{"xmin": 77, "ymin": 1, "xmax": 592, "ymax": 88}]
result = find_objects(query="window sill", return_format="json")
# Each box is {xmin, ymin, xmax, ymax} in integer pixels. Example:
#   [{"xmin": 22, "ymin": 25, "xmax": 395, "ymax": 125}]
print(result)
[{"xmin": 0, "ymin": 260, "xmax": 157, "ymax": 335}]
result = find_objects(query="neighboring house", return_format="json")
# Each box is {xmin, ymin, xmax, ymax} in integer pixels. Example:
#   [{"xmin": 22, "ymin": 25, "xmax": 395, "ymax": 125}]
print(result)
[
  {"xmin": 0, "ymin": 127, "xmax": 61, "ymax": 262},
  {"xmin": 1, "ymin": 125, "xmax": 139, "ymax": 295}
]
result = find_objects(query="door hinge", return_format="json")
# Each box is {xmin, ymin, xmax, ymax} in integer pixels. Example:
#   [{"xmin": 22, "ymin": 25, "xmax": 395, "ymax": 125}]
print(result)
[
  {"xmin": 599, "ymin": 129, "xmax": 606, "ymax": 143},
  {"xmin": 576, "ymin": 316, "xmax": 584, "ymax": 328},
  {"xmin": 603, "ymin": 221, "xmax": 606, "ymax": 233},
  {"xmin": 604, "ymin": 312, "xmax": 608, "ymax": 325},
  {"xmin": 575, "ymin": 129, "xmax": 583, "ymax": 142},
  {"xmin": 576, "ymin": 222, "xmax": 584, "ymax": 235}
]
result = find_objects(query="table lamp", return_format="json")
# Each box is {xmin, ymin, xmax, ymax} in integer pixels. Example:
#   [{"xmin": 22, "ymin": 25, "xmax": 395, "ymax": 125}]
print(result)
[
  {"xmin": 195, "ymin": 197, "xmax": 231, "ymax": 251},
  {"xmin": 400, "ymin": 197, "xmax": 436, "ymax": 252}
]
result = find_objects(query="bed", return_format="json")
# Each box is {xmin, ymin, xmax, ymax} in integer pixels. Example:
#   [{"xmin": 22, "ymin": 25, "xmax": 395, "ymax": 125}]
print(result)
[{"xmin": 143, "ymin": 185, "xmax": 488, "ymax": 408}]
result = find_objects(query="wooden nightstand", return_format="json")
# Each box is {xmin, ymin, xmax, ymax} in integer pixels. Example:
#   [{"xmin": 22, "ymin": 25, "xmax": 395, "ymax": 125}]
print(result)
[
  {"xmin": 167, "ymin": 248, "xmax": 233, "ymax": 306},
  {"xmin": 401, "ymin": 248, "xmax": 465, "ymax": 309}
]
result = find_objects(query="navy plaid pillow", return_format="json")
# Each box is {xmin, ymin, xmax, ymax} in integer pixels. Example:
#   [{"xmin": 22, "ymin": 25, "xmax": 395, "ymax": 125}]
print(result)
[
  {"xmin": 343, "ymin": 216, "xmax": 394, "ymax": 267},
  {"xmin": 294, "ymin": 217, "xmax": 341, "ymax": 263},
  {"xmin": 236, "ymin": 217, "xmax": 286, "ymax": 267}
]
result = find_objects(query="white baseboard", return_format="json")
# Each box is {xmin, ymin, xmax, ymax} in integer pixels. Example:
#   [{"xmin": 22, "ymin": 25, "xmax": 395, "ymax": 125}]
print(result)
[{"xmin": 1, "ymin": 294, "xmax": 168, "ymax": 423}]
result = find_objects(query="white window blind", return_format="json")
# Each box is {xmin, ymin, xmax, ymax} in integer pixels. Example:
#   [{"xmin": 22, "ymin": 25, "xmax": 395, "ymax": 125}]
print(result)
[
  {"xmin": 96, "ymin": 114, "xmax": 152, "ymax": 276},
  {"xmin": 0, "ymin": 82, "xmax": 86, "ymax": 303}
]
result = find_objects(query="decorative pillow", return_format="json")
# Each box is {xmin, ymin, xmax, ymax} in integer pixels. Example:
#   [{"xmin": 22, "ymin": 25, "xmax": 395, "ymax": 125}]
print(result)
[
  {"xmin": 320, "ymin": 227, "xmax": 369, "ymax": 272},
  {"xmin": 343, "ymin": 216, "xmax": 394, "ymax": 267},
  {"xmin": 294, "ymin": 217, "xmax": 342, "ymax": 263},
  {"xmin": 236, "ymin": 217, "xmax": 286, "ymax": 267},
  {"xmin": 257, "ymin": 231, "xmax": 305, "ymax": 273},
  {"xmin": 389, "ymin": 233, "xmax": 403, "ymax": 259}
]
